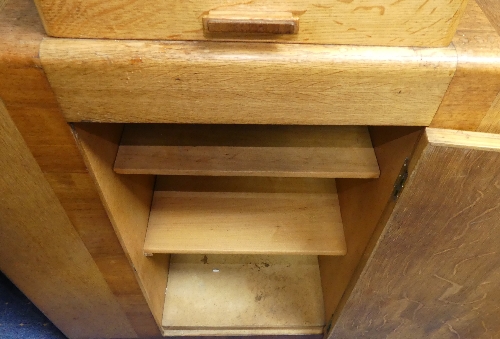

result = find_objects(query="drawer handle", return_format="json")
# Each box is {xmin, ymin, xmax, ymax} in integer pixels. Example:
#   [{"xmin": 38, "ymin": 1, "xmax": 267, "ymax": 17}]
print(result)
[{"xmin": 203, "ymin": 11, "xmax": 299, "ymax": 35}]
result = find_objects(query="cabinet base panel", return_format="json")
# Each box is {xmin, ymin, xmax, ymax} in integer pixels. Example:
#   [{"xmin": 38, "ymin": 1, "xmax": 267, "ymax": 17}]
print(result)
[{"xmin": 162, "ymin": 254, "xmax": 325, "ymax": 335}]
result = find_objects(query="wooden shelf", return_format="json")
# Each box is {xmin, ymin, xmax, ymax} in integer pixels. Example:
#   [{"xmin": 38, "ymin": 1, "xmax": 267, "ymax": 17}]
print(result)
[
  {"xmin": 162, "ymin": 254, "xmax": 325, "ymax": 336},
  {"xmin": 144, "ymin": 177, "xmax": 346, "ymax": 256},
  {"xmin": 114, "ymin": 124, "xmax": 380, "ymax": 178}
]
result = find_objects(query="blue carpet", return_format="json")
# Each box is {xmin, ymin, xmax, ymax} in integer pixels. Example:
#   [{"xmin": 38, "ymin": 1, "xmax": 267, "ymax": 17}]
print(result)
[{"xmin": 0, "ymin": 271, "xmax": 66, "ymax": 339}]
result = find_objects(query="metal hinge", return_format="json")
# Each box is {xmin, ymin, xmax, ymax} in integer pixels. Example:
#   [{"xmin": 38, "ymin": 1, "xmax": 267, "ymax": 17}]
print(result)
[
  {"xmin": 392, "ymin": 157, "xmax": 409, "ymax": 201},
  {"xmin": 323, "ymin": 315, "xmax": 334, "ymax": 339}
]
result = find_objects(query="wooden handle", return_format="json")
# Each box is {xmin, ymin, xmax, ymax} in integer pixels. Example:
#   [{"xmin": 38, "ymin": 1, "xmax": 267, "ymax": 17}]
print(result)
[{"xmin": 203, "ymin": 11, "xmax": 299, "ymax": 34}]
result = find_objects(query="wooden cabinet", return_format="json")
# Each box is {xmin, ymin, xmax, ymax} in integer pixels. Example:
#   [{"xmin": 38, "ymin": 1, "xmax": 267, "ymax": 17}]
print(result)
[{"xmin": 1, "ymin": 0, "xmax": 500, "ymax": 338}]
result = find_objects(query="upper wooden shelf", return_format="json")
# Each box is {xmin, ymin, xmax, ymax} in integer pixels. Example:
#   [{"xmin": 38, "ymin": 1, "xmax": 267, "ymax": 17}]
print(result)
[
  {"xmin": 114, "ymin": 125, "xmax": 380, "ymax": 179},
  {"xmin": 144, "ymin": 176, "xmax": 346, "ymax": 256}
]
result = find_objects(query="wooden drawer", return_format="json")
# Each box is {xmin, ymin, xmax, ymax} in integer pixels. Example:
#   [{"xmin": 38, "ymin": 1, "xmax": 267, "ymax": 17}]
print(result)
[
  {"xmin": 40, "ymin": 39, "xmax": 457, "ymax": 126},
  {"xmin": 34, "ymin": 0, "xmax": 468, "ymax": 47}
]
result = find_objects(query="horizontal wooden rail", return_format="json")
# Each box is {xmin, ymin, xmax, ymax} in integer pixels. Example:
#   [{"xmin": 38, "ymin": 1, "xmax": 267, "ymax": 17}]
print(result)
[{"xmin": 40, "ymin": 39, "xmax": 457, "ymax": 125}]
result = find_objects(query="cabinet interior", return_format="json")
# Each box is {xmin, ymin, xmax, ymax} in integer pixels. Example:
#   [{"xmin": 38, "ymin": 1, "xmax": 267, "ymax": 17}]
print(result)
[{"xmin": 72, "ymin": 123, "xmax": 424, "ymax": 336}]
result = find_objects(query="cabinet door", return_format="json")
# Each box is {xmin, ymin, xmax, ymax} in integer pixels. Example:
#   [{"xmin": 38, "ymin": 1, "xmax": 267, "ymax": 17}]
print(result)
[{"xmin": 329, "ymin": 128, "xmax": 500, "ymax": 339}]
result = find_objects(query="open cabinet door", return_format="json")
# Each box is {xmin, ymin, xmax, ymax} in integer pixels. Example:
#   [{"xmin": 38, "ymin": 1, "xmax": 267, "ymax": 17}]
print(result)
[{"xmin": 329, "ymin": 128, "xmax": 500, "ymax": 338}]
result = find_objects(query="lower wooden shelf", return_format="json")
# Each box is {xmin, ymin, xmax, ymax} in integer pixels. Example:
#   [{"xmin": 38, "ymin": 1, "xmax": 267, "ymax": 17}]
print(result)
[
  {"xmin": 162, "ymin": 254, "xmax": 325, "ymax": 336},
  {"xmin": 144, "ymin": 176, "xmax": 346, "ymax": 256}
]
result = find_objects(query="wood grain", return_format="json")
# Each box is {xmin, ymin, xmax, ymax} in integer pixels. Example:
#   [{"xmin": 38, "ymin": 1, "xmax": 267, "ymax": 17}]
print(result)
[
  {"xmin": 426, "ymin": 128, "xmax": 500, "ymax": 152},
  {"xmin": 430, "ymin": 0, "xmax": 500, "ymax": 132},
  {"xmin": 0, "ymin": 0, "xmax": 161, "ymax": 336},
  {"xmin": 115, "ymin": 125, "xmax": 379, "ymax": 178},
  {"xmin": 43, "ymin": 171, "xmax": 161, "ymax": 337},
  {"xmin": 330, "ymin": 128, "xmax": 500, "ymax": 338},
  {"xmin": 478, "ymin": 91, "xmax": 500, "ymax": 134},
  {"xmin": 40, "ymin": 39, "xmax": 456, "ymax": 125},
  {"xmin": 476, "ymin": 0, "xmax": 500, "ymax": 35},
  {"xmin": 145, "ymin": 177, "xmax": 345, "ymax": 255},
  {"xmin": 163, "ymin": 255, "xmax": 324, "ymax": 335},
  {"xmin": 0, "ymin": 100, "xmax": 137, "ymax": 339},
  {"xmin": 33, "ymin": 0, "xmax": 467, "ymax": 47},
  {"xmin": 0, "ymin": 0, "xmax": 86, "ymax": 173},
  {"xmin": 73, "ymin": 123, "xmax": 168, "ymax": 330},
  {"xmin": 320, "ymin": 127, "xmax": 424, "ymax": 329}
]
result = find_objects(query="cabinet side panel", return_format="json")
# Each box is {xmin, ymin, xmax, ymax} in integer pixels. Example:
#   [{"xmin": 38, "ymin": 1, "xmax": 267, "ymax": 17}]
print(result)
[
  {"xmin": 73, "ymin": 123, "xmax": 169, "ymax": 329},
  {"xmin": 0, "ymin": 100, "xmax": 137, "ymax": 339},
  {"xmin": 320, "ymin": 127, "xmax": 423, "ymax": 324},
  {"xmin": 330, "ymin": 130, "xmax": 500, "ymax": 338}
]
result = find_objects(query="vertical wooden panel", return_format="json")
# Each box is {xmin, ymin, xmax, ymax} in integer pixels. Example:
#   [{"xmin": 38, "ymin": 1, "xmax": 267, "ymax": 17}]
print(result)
[
  {"xmin": 0, "ymin": 100, "xmax": 136, "ymax": 339},
  {"xmin": 73, "ymin": 123, "xmax": 169, "ymax": 330},
  {"xmin": 330, "ymin": 128, "xmax": 500, "ymax": 338},
  {"xmin": 320, "ymin": 127, "xmax": 423, "ymax": 326}
]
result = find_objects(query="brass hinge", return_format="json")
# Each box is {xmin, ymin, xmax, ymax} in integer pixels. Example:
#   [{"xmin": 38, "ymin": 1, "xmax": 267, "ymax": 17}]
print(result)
[{"xmin": 392, "ymin": 157, "xmax": 409, "ymax": 201}]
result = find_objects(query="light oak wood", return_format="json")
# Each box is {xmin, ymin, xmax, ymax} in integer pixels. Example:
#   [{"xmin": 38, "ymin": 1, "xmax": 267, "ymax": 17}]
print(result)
[
  {"xmin": 476, "ymin": 0, "xmax": 500, "ymax": 35},
  {"xmin": 478, "ymin": 91, "xmax": 500, "ymax": 134},
  {"xmin": 426, "ymin": 128, "xmax": 500, "ymax": 152},
  {"xmin": 33, "ymin": 0, "xmax": 467, "ymax": 47},
  {"xmin": 145, "ymin": 176, "xmax": 346, "ymax": 255},
  {"xmin": 430, "ymin": 0, "xmax": 500, "ymax": 132},
  {"xmin": 203, "ymin": 11, "xmax": 299, "ymax": 35},
  {"xmin": 320, "ymin": 127, "xmax": 424, "ymax": 328},
  {"xmin": 162, "ymin": 255, "xmax": 324, "ymax": 335},
  {"xmin": 0, "ymin": 0, "xmax": 86, "ymax": 173},
  {"xmin": 329, "ymin": 128, "xmax": 500, "ymax": 338},
  {"xmin": 163, "ymin": 328, "xmax": 324, "ymax": 336},
  {"xmin": 40, "ymin": 39, "xmax": 457, "ymax": 125},
  {"xmin": 43, "ymin": 171, "xmax": 162, "ymax": 337},
  {"xmin": 0, "ymin": 0, "xmax": 161, "ymax": 336},
  {"xmin": 72, "ymin": 123, "xmax": 168, "ymax": 331},
  {"xmin": 114, "ymin": 125, "xmax": 379, "ymax": 178},
  {"xmin": 0, "ymin": 100, "xmax": 137, "ymax": 339}
]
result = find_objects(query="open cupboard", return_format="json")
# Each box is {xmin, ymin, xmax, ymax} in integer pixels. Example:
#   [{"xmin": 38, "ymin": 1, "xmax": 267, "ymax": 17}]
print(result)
[
  {"xmin": 72, "ymin": 123, "xmax": 424, "ymax": 336},
  {"xmin": 2, "ymin": 0, "xmax": 500, "ymax": 337}
]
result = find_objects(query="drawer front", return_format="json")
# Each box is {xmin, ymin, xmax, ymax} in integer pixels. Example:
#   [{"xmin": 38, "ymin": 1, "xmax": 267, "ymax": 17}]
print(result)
[
  {"xmin": 35, "ymin": 0, "xmax": 468, "ymax": 47},
  {"xmin": 40, "ymin": 39, "xmax": 457, "ymax": 125}
]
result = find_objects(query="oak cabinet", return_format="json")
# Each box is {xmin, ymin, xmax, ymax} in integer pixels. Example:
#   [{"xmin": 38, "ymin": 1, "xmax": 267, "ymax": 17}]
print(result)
[{"xmin": 1, "ymin": 0, "xmax": 500, "ymax": 338}]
